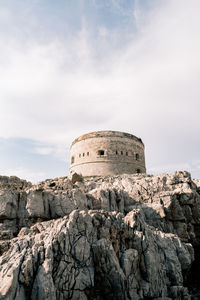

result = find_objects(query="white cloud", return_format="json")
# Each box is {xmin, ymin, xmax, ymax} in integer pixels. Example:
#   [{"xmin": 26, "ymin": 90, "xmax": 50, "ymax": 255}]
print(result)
[
  {"xmin": 33, "ymin": 146, "xmax": 55, "ymax": 156},
  {"xmin": 0, "ymin": 0, "xmax": 200, "ymax": 177},
  {"xmin": 0, "ymin": 167, "xmax": 46, "ymax": 183},
  {"xmin": 149, "ymin": 162, "xmax": 191, "ymax": 174},
  {"xmin": 32, "ymin": 143, "xmax": 67, "ymax": 162}
]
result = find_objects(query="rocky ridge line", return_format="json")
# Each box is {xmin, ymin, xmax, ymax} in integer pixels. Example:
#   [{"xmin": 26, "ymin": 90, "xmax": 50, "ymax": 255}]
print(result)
[{"xmin": 0, "ymin": 171, "xmax": 200, "ymax": 299}]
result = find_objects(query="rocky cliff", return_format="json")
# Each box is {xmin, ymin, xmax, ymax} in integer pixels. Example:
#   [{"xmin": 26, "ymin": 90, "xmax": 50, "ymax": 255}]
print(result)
[{"xmin": 0, "ymin": 171, "xmax": 200, "ymax": 300}]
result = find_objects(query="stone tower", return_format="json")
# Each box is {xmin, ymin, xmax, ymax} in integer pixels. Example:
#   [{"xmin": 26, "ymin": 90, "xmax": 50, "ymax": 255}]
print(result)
[{"xmin": 69, "ymin": 130, "xmax": 146, "ymax": 177}]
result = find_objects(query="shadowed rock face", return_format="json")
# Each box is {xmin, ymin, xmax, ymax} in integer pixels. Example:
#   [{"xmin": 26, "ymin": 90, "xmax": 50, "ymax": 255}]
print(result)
[{"xmin": 0, "ymin": 171, "xmax": 200, "ymax": 299}]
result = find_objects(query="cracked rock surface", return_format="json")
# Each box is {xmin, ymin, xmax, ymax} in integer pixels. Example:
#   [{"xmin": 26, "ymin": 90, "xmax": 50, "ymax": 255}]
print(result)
[{"xmin": 0, "ymin": 171, "xmax": 200, "ymax": 299}]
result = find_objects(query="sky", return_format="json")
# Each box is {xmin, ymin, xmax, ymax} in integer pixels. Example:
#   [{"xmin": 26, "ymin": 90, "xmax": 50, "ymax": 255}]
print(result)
[{"xmin": 0, "ymin": 0, "xmax": 200, "ymax": 182}]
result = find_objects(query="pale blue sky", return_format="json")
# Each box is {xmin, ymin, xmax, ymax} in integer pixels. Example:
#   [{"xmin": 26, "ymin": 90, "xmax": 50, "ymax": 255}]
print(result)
[{"xmin": 0, "ymin": 0, "xmax": 200, "ymax": 182}]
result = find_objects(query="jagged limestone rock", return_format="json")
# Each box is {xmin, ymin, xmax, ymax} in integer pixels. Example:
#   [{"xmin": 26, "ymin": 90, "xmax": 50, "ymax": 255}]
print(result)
[
  {"xmin": 70, "ymin": 172, "xmax": 84, "ymax": 184},
  {"xmin": 0, "ymin": 171, "xmax": 199, "ymax": 299}
]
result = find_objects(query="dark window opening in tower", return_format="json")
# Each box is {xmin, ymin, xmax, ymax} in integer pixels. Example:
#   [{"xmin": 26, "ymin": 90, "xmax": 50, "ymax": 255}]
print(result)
[
  {"xmin": 136, "ymin": 153, "xmax": 139, "ymax": 160},
  {"xmin": 98, "ymin": 150, "xmax": 104, "ymax": 156},
  {"xmin": 126, "ymin": 152, "xmax": 128, "ymax": 156},
  {"xmin": 136, "ymin": 169, "xmax": 141, "ymax": 173},
  {"xmin": 87, "ymin": 152, "xmax": 89, "ymax": 156},
  {"xmin": 116, "ymin": 150, "xmax": 118, "ymax": 155},
  {"xmin": 121, "ymin": 151, "xmax": 123, "ymax": 155},
  {"xmin": 71, "ymin": 156, "xmax": 75, "ymax": 164}
]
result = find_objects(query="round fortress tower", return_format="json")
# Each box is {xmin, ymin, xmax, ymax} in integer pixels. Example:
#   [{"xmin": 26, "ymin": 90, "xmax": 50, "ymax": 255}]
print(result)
[{"xmin": 69, "ymin": 130, "xmax": 146, "ymax": 177}]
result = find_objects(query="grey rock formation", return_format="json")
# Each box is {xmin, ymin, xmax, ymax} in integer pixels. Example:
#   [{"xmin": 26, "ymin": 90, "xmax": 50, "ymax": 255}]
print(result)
[
  {"xmin": 70, "ymin": 172, "xmax": 84, "ymax": 184},
  {"xmin": 0, "ymin": 171, "xmax": 200, "ymax": 299}
]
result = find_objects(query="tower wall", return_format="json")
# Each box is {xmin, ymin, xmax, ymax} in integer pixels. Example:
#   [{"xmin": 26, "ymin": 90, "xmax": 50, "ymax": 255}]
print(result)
[{"xmin": 69, "ymin": 131, "xmax": 146, "ymax": 176}]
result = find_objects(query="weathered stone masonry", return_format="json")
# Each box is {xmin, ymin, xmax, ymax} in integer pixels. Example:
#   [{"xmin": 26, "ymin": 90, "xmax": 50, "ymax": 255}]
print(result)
[{"xmin": 69, "ymin": 130, "xmax": 146, "ymax": 176}]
